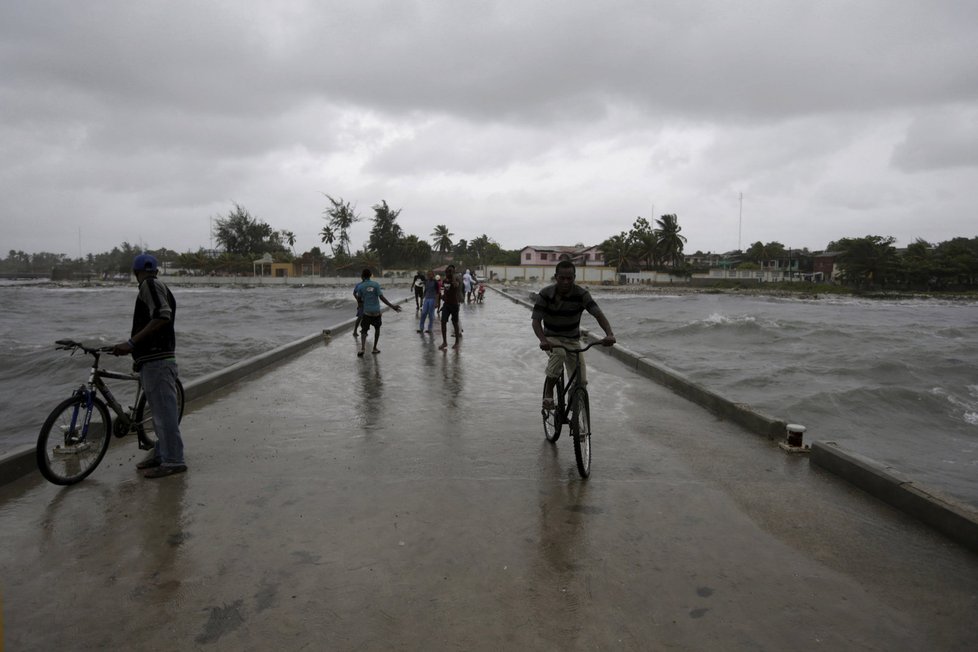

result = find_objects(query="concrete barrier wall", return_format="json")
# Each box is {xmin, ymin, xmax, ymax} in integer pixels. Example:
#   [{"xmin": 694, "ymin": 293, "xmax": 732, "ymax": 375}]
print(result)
[
  {"xmin": 494, "ymin": 286, "xmax": 978, "ymax": 553},
  {"xmin": 811, "ymin": 442, "xmax": 978, "ymax": 551}
]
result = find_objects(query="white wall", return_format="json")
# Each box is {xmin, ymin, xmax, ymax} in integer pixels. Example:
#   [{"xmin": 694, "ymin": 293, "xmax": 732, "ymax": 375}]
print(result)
[{"xmin": 485, "ymin": 265, "xmax": 620, "ymax": 283}]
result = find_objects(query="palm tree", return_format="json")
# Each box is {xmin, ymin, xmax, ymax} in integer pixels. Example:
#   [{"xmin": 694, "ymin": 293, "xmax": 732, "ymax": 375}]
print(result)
[
  {"xmin": 319, "ymin": 226, "xmax": 336, "ymax": 256},
  {"xmin": 431, "ymin": 224, "xmax": 454, "ymax": 261},
  {"xmin": 654, "ymin": 214, "xmax": 687, "ymax": 267},
  {"xmin": 634, "ymin": 231, "xmax": 660, "ymax": 270},
  {"xmin": 283, "ymin": 230, "xmax": 297, "ymax": 256},
  {"xmin": 399, "ymin": 234, "xmax": 431, "ymax": 268},
  {"xmin": 469, "ymin": 234, "xmax": 493, "ymax": 268},
  {"xmin": 600, "ymin": 233, "xmax": 635, "ymax": 277},
  {"xmin": 322, "ymin": 194, "xmax": 361, "ymax": 257},
  {"xmin": 369, "ymin": 200, "xmax": 404, "ymax": 266}
]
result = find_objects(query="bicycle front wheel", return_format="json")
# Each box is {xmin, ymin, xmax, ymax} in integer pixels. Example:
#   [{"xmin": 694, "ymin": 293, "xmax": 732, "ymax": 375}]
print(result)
[
  {"xmin": 571, "ymin": 387, "xmax": 591, "ymax": 478},
  {"xmin": 134, "ymin": 378, "xmax": 185, "ymax": 449},
  {"xmin": 36, "ymin": 395, "xmax": 111, "ymax": 485},
  {"xmin": 543, "ymin": 374, "xmax": 565, "ymax": 443}
]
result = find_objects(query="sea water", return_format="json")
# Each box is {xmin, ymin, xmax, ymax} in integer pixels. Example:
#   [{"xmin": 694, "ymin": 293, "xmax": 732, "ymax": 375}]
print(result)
[
  {"xmin": 0, "ymin": 281, "xmax": 356, "ymax": 457},
  {"xmin": 1, "ymin": 281, "xmax": 976, "ymax": 509},
  {"xmin": 593, "ymin": 290, "xmax": 978, "ymax": 508}
]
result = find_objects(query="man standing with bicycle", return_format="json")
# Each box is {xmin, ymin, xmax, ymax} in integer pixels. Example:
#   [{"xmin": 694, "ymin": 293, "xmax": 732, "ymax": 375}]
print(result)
[
  {"xmin": 532, "ymin": 260, "xmax": 616, "ymax": 410},
  {"xmin": 112, "ymin": 253, "xmax": 187, "ymax": 478}
]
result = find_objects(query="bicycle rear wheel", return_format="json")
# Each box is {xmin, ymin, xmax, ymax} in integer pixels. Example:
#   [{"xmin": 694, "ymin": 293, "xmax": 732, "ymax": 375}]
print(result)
[
  {"xmin": 36, "ymin": 395, "xmax": 111, "ymax": 485},
  {"xmin": 571, "ymin": 387, "xmax": 591, "ymax": 478},
  {"xmin": 134, "ymin": 378, "xmax": 185, "ymax": 449},
  {"xmin": 543, "ymin": 373, "xmax": 565, "ymax": 443}
]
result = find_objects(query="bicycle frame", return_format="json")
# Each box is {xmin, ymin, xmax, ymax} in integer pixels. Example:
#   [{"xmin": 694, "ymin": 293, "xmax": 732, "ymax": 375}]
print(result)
[
  {"xmin": 550, "ymin": 340, "xmax": 598, "ymax": 420},
  {"xmin": 38, "ymin": 339, "xmax": 184, "ymax": 484},
  {"xmin": 57, "ymin": 340, "xmax": 152, "ymax": 449},
  {"xmin": 542, "ymin": 339, "xmax": 602, "ymax": 478}
]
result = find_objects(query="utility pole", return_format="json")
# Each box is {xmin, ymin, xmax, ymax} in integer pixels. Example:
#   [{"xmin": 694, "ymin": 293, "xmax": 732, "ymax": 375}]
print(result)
[{"xmin": 738, "ymin": 192, "xmax": 743, "ymax": 251}]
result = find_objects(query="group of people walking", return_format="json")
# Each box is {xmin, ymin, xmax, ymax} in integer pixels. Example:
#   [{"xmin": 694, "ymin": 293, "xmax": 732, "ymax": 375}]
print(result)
[
  {"xmin": 356, "ymin": 265, "xmax": 476, "ymax": 353},
  {"xmin": 412, "ymin": 268, "xmax": 483, "ymax": 308}
]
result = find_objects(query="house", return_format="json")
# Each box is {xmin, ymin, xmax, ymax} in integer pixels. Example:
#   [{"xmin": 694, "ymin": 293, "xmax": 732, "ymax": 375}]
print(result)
[
  {"xmin": 684, "ymin": 252, "xmax": 724, "ymax": 268},
  {"xmin": 256, "ymin": 252, "xmax": 329, "ymax": 277},
  {"xmin": 519, "ymin": 245, "xmax": 604, "ymax": 266},
  {"xmin": 812, "ymin": 251, "xmax": 840, "ymax": 282}
]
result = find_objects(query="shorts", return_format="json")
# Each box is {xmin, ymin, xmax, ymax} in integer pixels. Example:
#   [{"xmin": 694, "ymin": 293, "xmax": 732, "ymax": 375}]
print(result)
[
  {"xmin": 361, "ymin": 314, "xmax": 382, "ymax": 331},
  {"xmin": 440, "ymin": 303, "xmax": 460, "ymax": 324}
]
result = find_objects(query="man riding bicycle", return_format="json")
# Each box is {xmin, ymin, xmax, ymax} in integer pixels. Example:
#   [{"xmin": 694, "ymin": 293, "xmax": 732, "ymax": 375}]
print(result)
[{"xmin": 532, "ymin": 260, "xmax": 616, "ymax": 410}]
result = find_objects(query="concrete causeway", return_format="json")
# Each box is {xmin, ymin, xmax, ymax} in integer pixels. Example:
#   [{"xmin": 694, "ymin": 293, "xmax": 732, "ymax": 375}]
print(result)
[{"xmin": 1, "ymin": 289, "xmax": 976, "ymax": 650}]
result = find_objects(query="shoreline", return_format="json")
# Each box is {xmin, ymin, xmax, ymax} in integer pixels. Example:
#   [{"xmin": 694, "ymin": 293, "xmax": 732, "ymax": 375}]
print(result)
[
  {"xmin": 4, "ymin": 276, "xmax": 977, "ymax": 302},
  {"xmin": 525, "ymin": 281, "xmax": 978, "ymax": 302}
]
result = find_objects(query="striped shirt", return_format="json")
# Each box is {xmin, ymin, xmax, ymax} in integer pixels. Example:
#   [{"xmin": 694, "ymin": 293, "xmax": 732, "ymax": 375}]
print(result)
[
  {"xmin": 531, "ymin": 284, "xmax": 602, "ymax": 338},
  {"xmin": 131, "ymin": 276, "xmax": 176, "ymax": 366}
]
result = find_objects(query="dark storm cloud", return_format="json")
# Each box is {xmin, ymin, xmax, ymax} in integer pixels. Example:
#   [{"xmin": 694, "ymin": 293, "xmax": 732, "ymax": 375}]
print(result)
[
  {"xmin": 891, "ymin": 106, "xmax": 978, "ymax": 172},
  {"xmin": 2, "ymin": 0, "xmax": 977, "ymax": 255}
]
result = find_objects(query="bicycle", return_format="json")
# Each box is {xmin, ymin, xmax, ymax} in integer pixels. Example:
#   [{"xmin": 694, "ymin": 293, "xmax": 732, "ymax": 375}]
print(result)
[
  {"xmin": 35, "ymin": 339, "xmax": 186, "ymax": 485},
  {"xmin": 541, "ymin": 340, "xmax": 603, "ymax": 479}
]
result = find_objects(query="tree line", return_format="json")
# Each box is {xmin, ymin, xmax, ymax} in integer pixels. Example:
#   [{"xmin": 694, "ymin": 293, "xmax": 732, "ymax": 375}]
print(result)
[
  {"xmin": 599, "ymin": 214, "xmax": 689, "ymax": 273},
  {"xmin": 3, "ymin": 203, "xmax": 976, "ymax": 290},
  {"xmin": 1, "ymin": 199, "xmax": 521, "ymax": 277}
]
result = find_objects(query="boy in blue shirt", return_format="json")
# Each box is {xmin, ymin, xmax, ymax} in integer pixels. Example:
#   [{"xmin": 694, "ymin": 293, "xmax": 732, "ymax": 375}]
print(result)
[{"xmin": 354, "ymin": 268, "xmax": 402, "ymax": 356}]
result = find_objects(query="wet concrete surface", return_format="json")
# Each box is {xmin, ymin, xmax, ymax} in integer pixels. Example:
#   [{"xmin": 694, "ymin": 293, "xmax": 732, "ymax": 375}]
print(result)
[{"xmin": 2, "ymin": 291, "xmax": 977, "ymax": 650}]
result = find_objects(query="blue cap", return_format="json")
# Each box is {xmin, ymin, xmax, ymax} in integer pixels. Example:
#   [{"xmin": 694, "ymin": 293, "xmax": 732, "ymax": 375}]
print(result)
[{"xmin": 132, "ymin": 253, "xmax": 159, "ymax": 272}]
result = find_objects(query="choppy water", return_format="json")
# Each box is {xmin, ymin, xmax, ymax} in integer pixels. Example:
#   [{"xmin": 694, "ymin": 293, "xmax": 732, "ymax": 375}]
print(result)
[
  {"xmin": 591, "ymin": 290, "xmax": 978, "ymax": 508},
  {"xmin": 0, "ymin": 281, "xmax": 356, "ymax": 457},
  {"xmin": 2, "ymin": 281, "xmax": 977, "ymax": 509}
]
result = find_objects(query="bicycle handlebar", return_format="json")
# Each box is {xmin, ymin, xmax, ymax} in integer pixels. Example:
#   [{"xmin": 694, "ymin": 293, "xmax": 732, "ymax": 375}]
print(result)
[
  {"xmin": 546, "ymin": 340, "xmax": 610, "ymax": 354},
  {"xmin": 55, "ymin": 339, "xmax": 116, "ymax": 356}
]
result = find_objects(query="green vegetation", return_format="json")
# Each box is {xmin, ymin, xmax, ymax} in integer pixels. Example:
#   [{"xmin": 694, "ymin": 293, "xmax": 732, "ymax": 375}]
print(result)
[
  {"xmin": 4, "ymin": 199, "xmax": 976, "ymax": 293},
  {"xmin": 1, "ymin": 198, "xmax": 519, "ymax": 278},
  {"xmin": 827, "ymin": 235, "xmax": 978, "ymax": 291},
  {"xmin": 599, "ymin": 214, "xmax": 689, "ymax": 274},
  {"xmin": 212, "ymin": 204, "xmax": 287, "ymax": 256}
]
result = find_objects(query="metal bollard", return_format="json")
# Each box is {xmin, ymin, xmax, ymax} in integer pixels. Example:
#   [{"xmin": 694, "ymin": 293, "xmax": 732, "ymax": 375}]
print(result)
[
  {"xmin": 786, "ymin": 423, "xmax": 806, "ymax": 447},
  {"xmin": 779, "ymin": 423, "xmax": 809, "ymax": 453}
]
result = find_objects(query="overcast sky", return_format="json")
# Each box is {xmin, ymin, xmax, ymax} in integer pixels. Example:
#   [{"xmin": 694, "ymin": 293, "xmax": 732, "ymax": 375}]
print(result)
[{"xmin": 2, "ymin": 0, "xmax": 976, "ymax": 259}]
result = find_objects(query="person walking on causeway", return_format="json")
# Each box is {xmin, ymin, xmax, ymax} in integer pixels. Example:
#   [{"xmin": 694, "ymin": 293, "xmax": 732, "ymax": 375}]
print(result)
[
  {"xmin": 418, "ymin": 270, "xmax": 439, "ymax": 334},
  {"xmin": 355, "ymin": 268, "xmax": 402, "ymax": 356},
  {"xmin": 412, "ymin": 270, "xmax": 425, "ymax": 310},
  {"xmin": 439, "ymin": 264, "xmax": 463, "ymax": 350}
]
